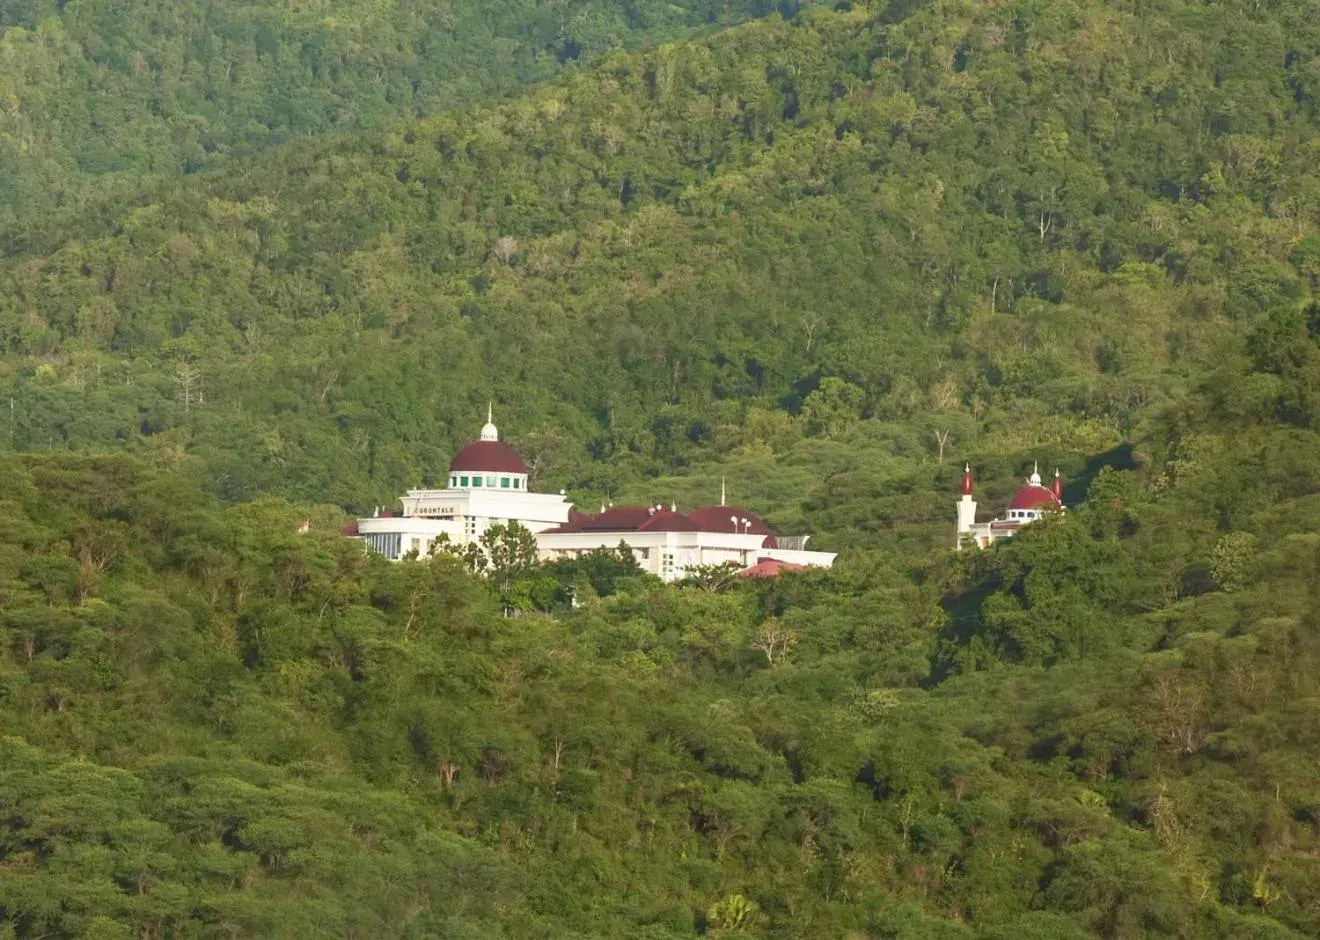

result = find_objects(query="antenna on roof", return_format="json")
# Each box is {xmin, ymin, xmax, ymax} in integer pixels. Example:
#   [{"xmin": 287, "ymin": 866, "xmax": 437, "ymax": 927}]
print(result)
[
  {"xmin": 720, "ymin": 477, "xmax": 726, "ymax": 507},
  {"xmin": 671, "ymin": 500, "xmax": 676, "ymax": 512}
]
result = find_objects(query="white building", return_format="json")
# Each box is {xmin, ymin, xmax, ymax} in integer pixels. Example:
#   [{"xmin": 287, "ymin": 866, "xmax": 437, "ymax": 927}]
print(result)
[
  {"xmin": 352, "ymin": 410, "xmax": 836, "ymax": 579},
  {"xmin": 536, "ymin": 503, "xmax": 836, "ymax": 581},
  {"xmin": 354, "ymin": 409, "xmax": 571, "ymax": 559},
  {"xmin": 956, "ymin": 463, "xmax": 1064, "ymax": 550}
]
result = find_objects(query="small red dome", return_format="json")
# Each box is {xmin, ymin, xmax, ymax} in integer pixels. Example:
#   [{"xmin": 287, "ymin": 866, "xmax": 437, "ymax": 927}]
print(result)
[
  {"xmin": 1009, "ymin": 484, "xmax": 1060, "ymax": 511},
  {"xmin": 449, "ymin": 440, "xmax": 528, "ymax": 474}
]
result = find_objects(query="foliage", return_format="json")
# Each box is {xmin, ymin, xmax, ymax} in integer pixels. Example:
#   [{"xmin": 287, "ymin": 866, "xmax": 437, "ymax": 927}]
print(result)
[{"xmin": 1, "ymin": 0, "xmax": 1320, "ymax": 935}]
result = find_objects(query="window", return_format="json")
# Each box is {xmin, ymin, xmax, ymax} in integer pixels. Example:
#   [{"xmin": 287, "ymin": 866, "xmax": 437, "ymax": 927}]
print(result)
[
  {"xmin": 513, "ymin": 478, "xmax": 520, "ymax": 489},
  {"xmin": 661, "ymin": 552, "xmax": 675, "ymax": 578},
  {"xmin": 460, "ymin": 476, "xmax": 469, "ymax": 486},
  {"xmin": 500, "ymin": 477, "xmax": 510, "ymax": 488},
  {"xmin": 486, "ymin": 476, "xmax": 496, "ymax": 487},
  {"xmin": 450, "ymin": 476, "xmax": 457, "ymax": 486},
  {"xmin": 471, "ymin": 477, "xmax": 481, "ymax": 487}
]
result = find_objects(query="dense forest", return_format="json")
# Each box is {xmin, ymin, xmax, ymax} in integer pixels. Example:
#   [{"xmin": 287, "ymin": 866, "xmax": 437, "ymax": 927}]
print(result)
[
  {"xmin": 1, "ymin": 0, "xmax": 819, "ymax": 251},
  {"xmin": 2, "ymin": 0, "xmax": 1320, "ymax": 935}
]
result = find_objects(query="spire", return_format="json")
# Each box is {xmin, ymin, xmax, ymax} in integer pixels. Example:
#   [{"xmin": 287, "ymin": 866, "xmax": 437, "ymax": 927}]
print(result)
[
  {"xmin": 1052, "ymin": 468, "xmax": 1063, "ymax": 502},
  {"xmin": 1029, "ymin": 461, "xmax": 1042, "ymax": 487},
  {"xmin": 720, "ymin": 477, "xmax": 726, "ymax": 506},
  {"xmin": 480, "ymin": 403, "xmax": 499, "ymax": 442},
  {"xmin": 962, "ymin": 463, "xmax": 974, "ymax": 497}
]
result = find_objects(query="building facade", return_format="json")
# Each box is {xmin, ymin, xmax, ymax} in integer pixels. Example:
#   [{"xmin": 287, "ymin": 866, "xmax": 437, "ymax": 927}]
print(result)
[
  {"xmin": 536, "ymin": 504, "xmax": 835, "ymax": 581},
  {"xmin": 956, "ymin": 463, "xmax": 1064, "ymax": 549}
]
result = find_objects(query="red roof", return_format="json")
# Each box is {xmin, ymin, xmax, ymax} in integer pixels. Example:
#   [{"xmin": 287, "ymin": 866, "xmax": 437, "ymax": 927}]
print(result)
[
  {"xmin": 449, "ymin": 440, "xmax": 528, "ymax": 474},
  {"xmin": 738, "ymin": 557, "xmax": 804, "ymax": 578},
  {"xmin": 688, "ymin": 505, "xmax": 778, "ymax": 548},
  {"xmin": 340, "ymin": 520, "xmax": 360, "ymax": 537},
  {"xmin": 543, "ymin": 506, "xmax": 700, "ymax": 534},
  {"xmin": 553, "ymin": 508, "xmax": 594, "ymax": 532},
  {"xmin": 1009, "ymin": 484, "xmax": 1060, "ymax": 511}
]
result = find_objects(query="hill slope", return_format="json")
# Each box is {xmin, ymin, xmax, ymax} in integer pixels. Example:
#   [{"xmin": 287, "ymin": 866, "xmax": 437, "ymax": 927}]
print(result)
[
  {"xmin": 2, "ymin": 2, "xmax": 1320, "ymax": 936},
  {"xmin": 0, "ymin": 0, "xmax": 820, "ymax": 249},
  {"xmin": 1, "ymin": 0, "xmax": 1317, "ymax": 525}
]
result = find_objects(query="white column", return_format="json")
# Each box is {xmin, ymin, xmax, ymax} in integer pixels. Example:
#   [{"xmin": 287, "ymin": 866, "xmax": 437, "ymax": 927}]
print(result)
[{"xmin": 956, "ymin": 495, "xmax": 977, "ymax": 550}]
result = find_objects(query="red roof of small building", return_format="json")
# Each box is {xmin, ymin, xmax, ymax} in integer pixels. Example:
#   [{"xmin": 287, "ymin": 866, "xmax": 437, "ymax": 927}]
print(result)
[
  {"xmin": 1009, "ymin": 483, "xmax": 1060, "ymax": 511},
  {"xmin": 449, "ymin": 440, "xmax": 528, "ymax": 474},
  {"xmin": 687, "ymin": 505, "xmax": 778, "ymax": 548},
  {"xmin": 738, "ymin": 557, "xmax": 805, "ymax": 578}
]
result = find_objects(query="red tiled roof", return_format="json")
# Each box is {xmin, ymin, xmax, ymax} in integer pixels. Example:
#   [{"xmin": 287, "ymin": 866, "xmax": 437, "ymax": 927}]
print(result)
[
  {"xmin": 449, "ymin": 440, "xmax": 528, "ymax": 474},
  {"xmin": 543, "ymin": 506, "xmax": 700, "ymax": 534},
  {"xmin": 738, "ymin": 557, "xmax": 804, "ymax": 578},
  {"xmin": 688, "ymin": 505, "xmax": 778, "ymax": 549}
]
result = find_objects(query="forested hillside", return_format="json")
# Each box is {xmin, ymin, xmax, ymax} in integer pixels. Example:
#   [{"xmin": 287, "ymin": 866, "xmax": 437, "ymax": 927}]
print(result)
[
  {"xmin": 4, "ymin": 0, "xmax": 1320, "ymax": 935},
  {"xmin": 1, "ymin": 344, "xmax": 1320, "ymax": 936},
  {"xmin": 1, "ymin": 0, "xmax": 819, "ymax": 248},
  {"xmin": 1, "ymin": 0, "xmax": 1318, "ymax": 526}
]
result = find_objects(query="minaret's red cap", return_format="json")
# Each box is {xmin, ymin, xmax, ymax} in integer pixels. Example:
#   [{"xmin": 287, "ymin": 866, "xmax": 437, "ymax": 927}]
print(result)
[
  {"xmin": 1052, "ymin": 468, "xmax": 1063, "ymax": 502},
  {"xmin": 962, "ymin": 464, "xmax": 974, "ymax": 496}
]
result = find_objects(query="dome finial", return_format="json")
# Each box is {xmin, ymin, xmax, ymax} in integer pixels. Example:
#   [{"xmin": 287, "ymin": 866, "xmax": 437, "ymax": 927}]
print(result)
[
  {"xmin": 1029, "ymin": 461, "xmax": 1042, "ymax": 486},
  {"xmin": 480, "ymin": 403, "xmax": 499, "ymax": 442}
]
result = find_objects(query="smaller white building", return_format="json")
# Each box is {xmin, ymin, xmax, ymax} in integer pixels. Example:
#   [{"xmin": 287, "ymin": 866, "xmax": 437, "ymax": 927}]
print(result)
[
  {"xmin": 957, "ymin": 463, "xmax": 1064, "ymax": 550},
  {"xmin": 354, "ymin": 409, "xmax": 570, "ymax": 559}
]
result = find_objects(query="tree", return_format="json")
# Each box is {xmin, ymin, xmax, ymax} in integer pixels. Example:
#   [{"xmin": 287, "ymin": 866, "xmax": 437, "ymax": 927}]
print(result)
[
  {"xmin": 479, "ymin": 521, "xmax": 541, "ymax": 600},
  {"xmin": 681, "ymin": 561, "xmax": 743, "ymax": 593},
  {"xmin": 802, "ymin": 378, "xmax": 865, "ymax": 439},
  {"xmin": 749, "ymin": 617, "xmax": 797, "ymax": 665}
]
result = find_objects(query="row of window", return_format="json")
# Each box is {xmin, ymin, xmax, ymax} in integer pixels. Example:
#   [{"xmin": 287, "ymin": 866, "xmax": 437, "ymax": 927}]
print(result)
[
  {"xmin": 450, "ymin": 474, "xmax": 522, "ymax": 489},
  {"xmin": 1007, "ymin": 509, "xmax": 1040, "ymax": 521}
]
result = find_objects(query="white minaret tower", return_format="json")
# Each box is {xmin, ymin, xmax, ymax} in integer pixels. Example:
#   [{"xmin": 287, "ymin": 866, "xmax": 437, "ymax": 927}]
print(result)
[{"xmin": 956, "ymin": 464, "xmax": 978, "ymax": 549}]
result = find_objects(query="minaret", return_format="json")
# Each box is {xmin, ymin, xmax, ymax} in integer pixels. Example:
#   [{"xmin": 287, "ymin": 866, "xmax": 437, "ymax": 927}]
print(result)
[
  {"xmin": 1052, "ymin": 468, "xmax": 1064, "ymax": 506},
  {"xmin": 956, "ymin": 464, "xmax": 978, "ymax": 548}
]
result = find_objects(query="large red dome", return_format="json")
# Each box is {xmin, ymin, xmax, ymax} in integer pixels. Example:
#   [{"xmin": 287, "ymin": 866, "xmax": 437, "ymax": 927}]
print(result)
[
  {"xmin": 449, "ymin": 440, "xmax": 528, "ymax": 474},
  {"xmin": 1009, "ymin": 483, "xmax": 1060, "ymax": 511}
]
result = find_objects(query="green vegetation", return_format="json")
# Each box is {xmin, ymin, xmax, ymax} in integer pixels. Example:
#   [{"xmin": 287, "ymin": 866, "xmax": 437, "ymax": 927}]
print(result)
[
  {"xmin": 2, "ymin": 352, "xmax": 1320, "ymax": 936},
  {"xmin": 2, "ymin": 0, "xmax": 1320, "ymax": 934},
  {"xmin": 1, "ymin": 0, "xmax": 1318, "ymax": 529},
  {"xmin": 2, "ymin": 0, "xmax": 820, "ymax": 249}
]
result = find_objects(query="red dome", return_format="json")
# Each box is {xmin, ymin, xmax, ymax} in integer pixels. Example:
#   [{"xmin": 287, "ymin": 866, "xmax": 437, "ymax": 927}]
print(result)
[
  {"xmin": 449, "ymin": 440, "xmax": 528, "ymax": 474},
  {"xmin": 1009, "ymin": 484, "xmax": 1060, "ymax": 511}
]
